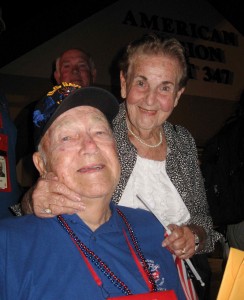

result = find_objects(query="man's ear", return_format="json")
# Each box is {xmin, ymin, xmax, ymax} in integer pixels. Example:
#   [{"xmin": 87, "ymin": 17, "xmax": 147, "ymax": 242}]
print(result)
[
  {"xmin": 33, "ymin": 152, "xmax": 46, "ymax": 177},
  {"xmin": 174, "ymin": 87, "xmax": 185, "ymax": 107},
  {"xmin": 54, "ymin": 70, "xmax": 60, "ymax": 84},
  {"xmin": 92, "ymin": 68, "xmax": 97, "ymax": 83},
  {"xmin": 120, "ymin": 71, "xmax": 127, "ymax": 99}
]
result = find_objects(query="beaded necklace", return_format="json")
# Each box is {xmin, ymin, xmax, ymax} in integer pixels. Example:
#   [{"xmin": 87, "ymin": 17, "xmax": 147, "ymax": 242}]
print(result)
[
  {"xmin": 127, "ymin": 125, "xmax": 163, "ymax": 148},
  {"xmin": 57, "ymin": 208, "xmax": 157, "ymax": 296}
]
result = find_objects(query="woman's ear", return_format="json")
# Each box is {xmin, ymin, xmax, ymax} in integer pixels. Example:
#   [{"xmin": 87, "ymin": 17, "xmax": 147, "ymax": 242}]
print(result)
[
  {"xmin": 120, "ymin": 71, "xmax": 127, "ymax": 99},
  {"xmin": 174, "ymin": 87, "xmax": 185, "ymax": 107},
  {"xmin": 33, "ymin": 152, "xmax": 46, "ymax": 177}
]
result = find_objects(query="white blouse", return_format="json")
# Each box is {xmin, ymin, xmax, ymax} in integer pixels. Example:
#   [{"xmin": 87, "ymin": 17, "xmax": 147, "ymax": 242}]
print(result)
[{"xmin": 119, "ymin": 155, "xmax": 190, "ymax": 226}]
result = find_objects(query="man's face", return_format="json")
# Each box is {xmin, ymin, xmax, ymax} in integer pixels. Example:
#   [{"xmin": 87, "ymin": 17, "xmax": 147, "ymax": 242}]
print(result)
[
  {"xmin": 36, "ymin": 106, "xmax": 120, "ymax": 200},
  {"xmin": 55, "ymin": 49, "xmax": 96, "ymax": 87}
]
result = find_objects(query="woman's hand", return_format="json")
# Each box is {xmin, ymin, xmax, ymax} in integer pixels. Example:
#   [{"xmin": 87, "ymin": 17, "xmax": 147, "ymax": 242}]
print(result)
[
  {"xmin": 21, "ymin": 172, "xmax": 86, "ymax": 217},
  {"xmin": 162, "ymin": 224, "xmax": 200, "ymax": 259}
]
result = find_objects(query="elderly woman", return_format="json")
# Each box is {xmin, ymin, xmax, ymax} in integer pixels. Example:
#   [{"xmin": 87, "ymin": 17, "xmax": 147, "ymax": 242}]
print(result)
[
  {"xmin": 18, "ymin": 34, "xmax": 222, "ymax": 299},
  {"xmin": 0, "ymin": 84, "xmax": 186, "ymax": 299}
]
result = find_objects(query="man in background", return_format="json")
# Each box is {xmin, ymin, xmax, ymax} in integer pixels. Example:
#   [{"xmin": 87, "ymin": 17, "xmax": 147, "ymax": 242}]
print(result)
[
  {"xmin": 14, "ymin": 48, "xmax": 97, "ymax": 188},
  {"xmin": 201, "ymin": 90, "xmax": 244, "ymax": 252}
]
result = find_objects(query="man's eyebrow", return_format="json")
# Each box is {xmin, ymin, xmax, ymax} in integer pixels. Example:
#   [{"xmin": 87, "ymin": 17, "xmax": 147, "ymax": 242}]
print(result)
[
  {"xmin": 161, "ymin": 81, "xmax": 175, "ymax": 85},
  {"xmin": 134, "ymin": 75, "xmax": 147, "ymax": 80}
]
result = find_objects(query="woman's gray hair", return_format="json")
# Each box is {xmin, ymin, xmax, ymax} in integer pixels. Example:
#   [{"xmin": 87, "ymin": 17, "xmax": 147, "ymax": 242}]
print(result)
[{"xmin": 119, "ymin": 33, "xmax": 189, "ymax": 89}]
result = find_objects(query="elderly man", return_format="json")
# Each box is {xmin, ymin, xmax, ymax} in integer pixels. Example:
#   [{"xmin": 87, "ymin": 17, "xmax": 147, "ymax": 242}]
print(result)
[{"xmin": 0, "ymin": 83, "xmax": 185, "ymax": 299}]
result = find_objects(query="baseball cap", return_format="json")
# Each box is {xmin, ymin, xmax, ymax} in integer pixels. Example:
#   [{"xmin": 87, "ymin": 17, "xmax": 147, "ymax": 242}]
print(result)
[{"xmin": 33, "ymin": 82, "xmax": 119, "ymax": 148}]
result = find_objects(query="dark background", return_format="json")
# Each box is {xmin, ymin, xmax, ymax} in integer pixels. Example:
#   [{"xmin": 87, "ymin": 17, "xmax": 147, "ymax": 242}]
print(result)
[{"xmin": 0, "ymin": 0, "xmax": 243, "ymax": 69}]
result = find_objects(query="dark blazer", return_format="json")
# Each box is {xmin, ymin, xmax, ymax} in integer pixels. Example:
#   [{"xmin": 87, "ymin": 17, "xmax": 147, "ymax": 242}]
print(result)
[{"xmin": 112, "ymin": 102, "xmax": 222, "ymax": 253}]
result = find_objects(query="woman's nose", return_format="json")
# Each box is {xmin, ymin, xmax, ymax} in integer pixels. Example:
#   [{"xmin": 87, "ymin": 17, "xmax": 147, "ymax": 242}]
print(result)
[{"xmin": 145, "ymin": 90, "xmax": 157, "ymax": 105}]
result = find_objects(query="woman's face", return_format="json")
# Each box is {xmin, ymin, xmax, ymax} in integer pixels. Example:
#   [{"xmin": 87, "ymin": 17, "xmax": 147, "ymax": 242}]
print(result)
[{"xmin": 120, "ymin": 54, "xmax": 185, "ymax": 131}]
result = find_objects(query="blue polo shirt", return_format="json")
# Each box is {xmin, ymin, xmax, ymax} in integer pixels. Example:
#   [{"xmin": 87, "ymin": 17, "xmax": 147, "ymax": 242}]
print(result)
[{"xmin": 0, "ymin": 203, "xmax": 186, "ymax": 300}]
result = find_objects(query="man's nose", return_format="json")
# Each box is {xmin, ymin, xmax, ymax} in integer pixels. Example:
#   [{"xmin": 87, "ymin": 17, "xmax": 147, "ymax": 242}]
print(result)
[
  {"xmin": 72, "ymin": 66, "xmax": 79, "ymax": 74},
  {"xmin": 80, "ymin": 136, "xmax": 98, "ymax": 154}
]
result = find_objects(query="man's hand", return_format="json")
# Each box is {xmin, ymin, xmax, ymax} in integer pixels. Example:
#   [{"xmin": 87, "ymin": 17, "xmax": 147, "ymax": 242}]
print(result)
[{"xmin": 21, "ymin": 172, "xmax": 86, "ymax": 217}]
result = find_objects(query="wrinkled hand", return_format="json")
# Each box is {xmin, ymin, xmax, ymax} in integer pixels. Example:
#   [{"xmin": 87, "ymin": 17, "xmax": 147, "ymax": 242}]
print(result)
[
  {"xmin": 162, "ymin": 224, "xmax": 195, "ymax": 259},
  {"xmin": 30, "ymin": 172, "xmax": 86, "ymax": 217}
]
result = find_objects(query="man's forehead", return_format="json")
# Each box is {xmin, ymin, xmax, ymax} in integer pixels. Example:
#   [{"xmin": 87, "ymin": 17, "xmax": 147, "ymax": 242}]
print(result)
[
  {"xmin": 61, "ymin": 50, "xmax": 88, "ymax": 61},
  {"xmin": 54, "ymin": 106, "xmax": 106, "ymax": 123}
]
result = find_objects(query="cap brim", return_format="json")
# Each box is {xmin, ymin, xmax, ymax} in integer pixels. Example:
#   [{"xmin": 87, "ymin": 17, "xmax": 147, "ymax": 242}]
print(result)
[{"xmin": 37, "ymin": 86, "xmax": 119, "ymax": 146}]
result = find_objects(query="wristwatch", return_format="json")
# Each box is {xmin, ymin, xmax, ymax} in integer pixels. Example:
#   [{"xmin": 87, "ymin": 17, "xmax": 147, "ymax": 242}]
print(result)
[{"xmin": 192, "ymin": 231, "xmax": 200, "ymax": 252}]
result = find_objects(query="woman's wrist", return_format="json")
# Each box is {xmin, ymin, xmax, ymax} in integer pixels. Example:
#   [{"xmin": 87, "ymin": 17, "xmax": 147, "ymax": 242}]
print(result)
[
  {"xmin": 21, "ymin": 186, "xmax": 34, "ymax": 214},
  {"xmin": 187, "ymin": 224, "xmax": 207, "ymax": 253}
]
